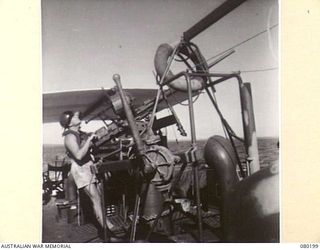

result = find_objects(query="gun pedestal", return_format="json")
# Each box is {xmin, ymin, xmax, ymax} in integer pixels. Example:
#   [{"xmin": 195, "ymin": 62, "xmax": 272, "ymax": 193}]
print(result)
[
  {"xmin": 113, "ymin": 74, "xmax": 154, "ymax": 242},
  {"xmin": 145, "ymin": 73, "xmax": 204, "ymax": 243}
]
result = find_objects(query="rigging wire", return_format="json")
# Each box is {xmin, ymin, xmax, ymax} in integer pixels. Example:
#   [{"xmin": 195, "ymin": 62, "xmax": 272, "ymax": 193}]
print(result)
[
  {"xmin": 241, "ymin": 67, "xmax": 278, "ymax": 73},
  {"xmin": 206, "ymin": 23, "xmax": 279, "ymax": 63},
  {"xmin": 169, "ymin": 24, "xmax": 279, "ymax": 87},
  {"xmin": 212, "ymin": 90, "xmax": 229, "ymax": 139},
  {"xmin": 180, "ymin": 23, "xmax": 279, "ymax": 75}
]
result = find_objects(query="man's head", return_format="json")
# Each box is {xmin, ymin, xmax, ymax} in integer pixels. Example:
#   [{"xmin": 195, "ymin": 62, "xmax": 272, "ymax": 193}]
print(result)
[{"xmin": 59, "ymin": 111, "xmax": 81, "ymax": 129}]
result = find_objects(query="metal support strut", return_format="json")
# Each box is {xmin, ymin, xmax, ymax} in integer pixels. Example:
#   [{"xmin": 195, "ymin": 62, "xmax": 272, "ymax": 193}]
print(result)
[{"xmin": 186, "ymin": 73, "xmax": 203, "ymax": 242}]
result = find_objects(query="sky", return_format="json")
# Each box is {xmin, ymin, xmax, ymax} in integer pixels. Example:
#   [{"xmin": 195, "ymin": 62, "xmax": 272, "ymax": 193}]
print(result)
[{"xmin": 42, "ymin": 0, "xmax": 279, "ymax": 144}]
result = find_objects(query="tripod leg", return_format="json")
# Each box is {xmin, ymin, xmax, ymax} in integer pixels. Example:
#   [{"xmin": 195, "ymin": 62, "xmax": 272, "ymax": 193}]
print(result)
[
  {"xmin": 130, "ymin": 193, "xmax": 141, "ymax": 242},
  {"xmin": 193, "ymin": 163, "xmax": 203, "ymax": 242},
  {"xmin": 129, "ymin": 181, "xmax": 150, "ymax": 242}
]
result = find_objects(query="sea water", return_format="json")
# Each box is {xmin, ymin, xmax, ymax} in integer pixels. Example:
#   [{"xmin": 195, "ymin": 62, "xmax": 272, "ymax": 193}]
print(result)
[{"xmin": 43, "ymin": 138, "xmax": 279, "ymax": 170}]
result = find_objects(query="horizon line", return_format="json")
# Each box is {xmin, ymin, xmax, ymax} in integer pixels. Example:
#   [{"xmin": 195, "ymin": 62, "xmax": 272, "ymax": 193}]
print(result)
[{"xmin": 43, "ymin": 136, "xmax": 279, "ymax": 146}]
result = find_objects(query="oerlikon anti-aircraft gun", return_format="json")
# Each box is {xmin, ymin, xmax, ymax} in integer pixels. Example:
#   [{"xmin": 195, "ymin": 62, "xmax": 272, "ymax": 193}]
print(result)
[{"xmin": 72, "ymin": 0, "xmax": 278, "ymax": 243}]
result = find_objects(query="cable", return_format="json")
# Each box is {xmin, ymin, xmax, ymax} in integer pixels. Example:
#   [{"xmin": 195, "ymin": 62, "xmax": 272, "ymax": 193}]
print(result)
[
  {"xmin": 241, "ymin": 67, "xmax": 278, "ymax": 73},
  {"xmin": 209, "ymin": 87, "xmax": 229, "ymax": 138},
  {"xmin": 185, "ymin": 23, "xmax": 278, "ymax": 72},
  {"xmin": 206, "ymin": 23, "xmax": 278, "ymax": 64}
]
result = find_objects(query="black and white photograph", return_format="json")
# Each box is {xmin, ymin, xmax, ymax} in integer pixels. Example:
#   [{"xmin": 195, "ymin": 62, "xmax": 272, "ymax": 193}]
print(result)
[{"xmin": 42, "ymin": 0, "xmax": 279, "ymax": 243}]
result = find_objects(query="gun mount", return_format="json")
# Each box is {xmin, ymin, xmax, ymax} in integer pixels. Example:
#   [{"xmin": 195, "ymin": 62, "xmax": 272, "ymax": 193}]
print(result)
[
  {"xmin": 61, "ymin": 0, "xmax": 278, "ymax": 243},
  {"xmin": 81, "ymin": 31, "xmax": 258, "ymax": 245}
]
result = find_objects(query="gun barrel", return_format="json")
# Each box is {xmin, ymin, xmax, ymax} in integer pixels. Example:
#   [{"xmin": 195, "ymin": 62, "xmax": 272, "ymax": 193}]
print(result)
[
  {"xmin": 113, "ymin": 74, "xmax": 145, "ymax": 155},
  {"xmin": 183, "ymin": 0, "xmax": 247, "ymax": 41}
]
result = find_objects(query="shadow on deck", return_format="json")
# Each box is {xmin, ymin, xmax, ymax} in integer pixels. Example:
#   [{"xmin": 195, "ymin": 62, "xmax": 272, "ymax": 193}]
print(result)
[{"xmin": 42, "ymin": 197, "xmax": 221, "ymax": 243}]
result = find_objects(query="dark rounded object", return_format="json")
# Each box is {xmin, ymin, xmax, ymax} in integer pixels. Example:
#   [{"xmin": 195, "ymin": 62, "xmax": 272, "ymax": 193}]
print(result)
[
  {"xmin": 225, "ymin": 167, "xmax": 279, "ymax": 242},
  {"xmin": 59, "ymin": 111, "xmax": 74, "ymax": 129},
  {"xmin": 204, "ymin": 135, "xmax": 239, "ymax": 195}
]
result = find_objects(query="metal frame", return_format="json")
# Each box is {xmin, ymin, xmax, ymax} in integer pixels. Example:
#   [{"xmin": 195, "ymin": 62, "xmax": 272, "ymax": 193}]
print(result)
[{"xmin": 143, "ymin": 39, "xmax": 261, "ymax": 241}]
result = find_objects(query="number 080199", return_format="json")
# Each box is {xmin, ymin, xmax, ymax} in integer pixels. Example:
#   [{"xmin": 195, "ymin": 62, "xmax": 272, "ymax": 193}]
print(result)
[{"xmin": 300, "ymin": 244, "xmax": 319, "ymax": 248}]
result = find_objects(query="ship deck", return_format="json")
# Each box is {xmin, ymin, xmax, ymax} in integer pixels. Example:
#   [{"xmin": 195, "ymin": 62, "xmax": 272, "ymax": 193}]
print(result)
[{"xmin": 42, "ymin": 196, "xmax": 221, "ymax": 243}]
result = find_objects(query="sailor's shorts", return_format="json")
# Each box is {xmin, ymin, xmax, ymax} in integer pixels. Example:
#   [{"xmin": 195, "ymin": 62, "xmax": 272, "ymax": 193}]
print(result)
[{"xmin": 70, "ymin": 160, "xmax": 97, "ymax": 189}]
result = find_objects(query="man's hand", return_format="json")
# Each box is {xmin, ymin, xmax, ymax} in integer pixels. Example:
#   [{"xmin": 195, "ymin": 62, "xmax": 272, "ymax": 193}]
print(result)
[
  {"xmin": 89, "ymin": 133, "xmax": 97, "ymax": 141},
  {"xmin": 88, "ymin": 133, "xmax": 98, "ymax": 146}
]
